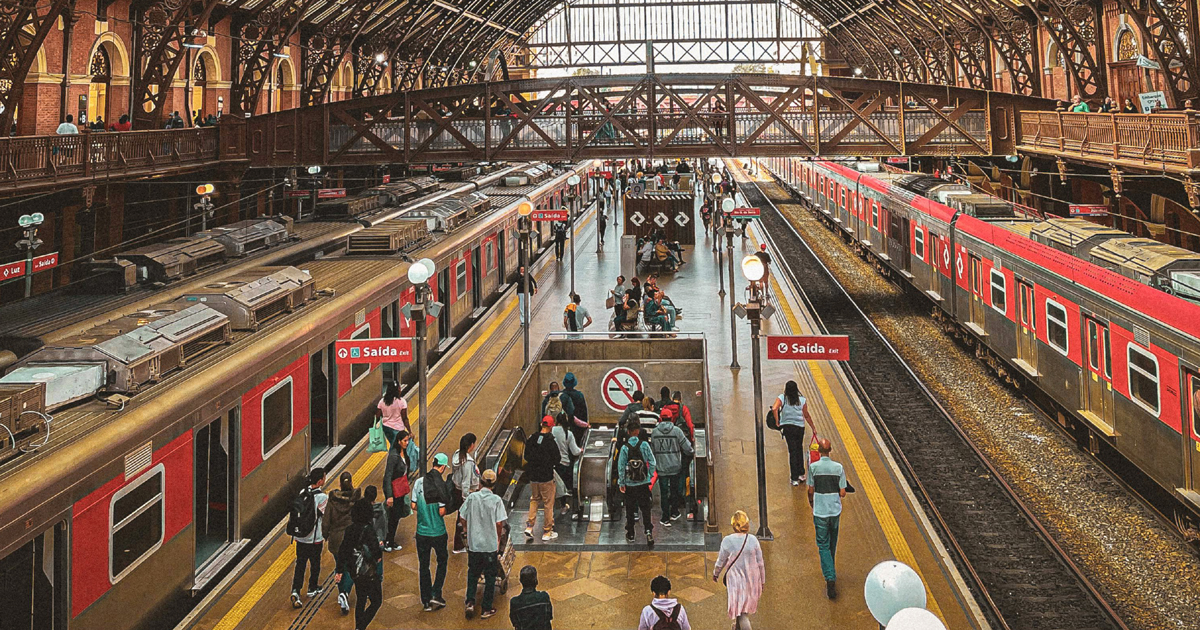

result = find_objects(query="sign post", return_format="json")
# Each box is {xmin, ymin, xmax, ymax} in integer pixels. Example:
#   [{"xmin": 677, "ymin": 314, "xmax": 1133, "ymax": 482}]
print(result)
[{"xmin": 766, "ymin": 335, "xmax": 851, "ymax": 361}]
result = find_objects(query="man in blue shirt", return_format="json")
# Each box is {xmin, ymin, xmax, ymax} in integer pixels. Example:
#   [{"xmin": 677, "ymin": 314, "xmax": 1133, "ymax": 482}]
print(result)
[
  {"xmin": 460, "ymin": 469, "xmax": 508, "ymax": 619},
  {"xmin": 806, "ymin": 437, "xmax": 847, "ymax": 600}
]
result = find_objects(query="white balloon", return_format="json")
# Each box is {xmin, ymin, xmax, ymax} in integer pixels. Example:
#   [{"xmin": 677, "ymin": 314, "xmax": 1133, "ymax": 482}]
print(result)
[
  {"xmin": 864, "ymin": 561, "xmax": 927, "ymax": 626},
  {"xmin": 886, "ymin": 607, "xmax": 945, "ymax": 630}
]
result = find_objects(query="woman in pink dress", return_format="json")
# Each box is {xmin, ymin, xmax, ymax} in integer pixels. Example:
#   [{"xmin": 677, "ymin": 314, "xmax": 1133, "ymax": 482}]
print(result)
[
  {"xmin": 712, "ymin": 510, "xmax": 766, "ymax": 630},
  {"xmin": 376, "ymin": 381, "xmax": 409, "ymax": 446}
]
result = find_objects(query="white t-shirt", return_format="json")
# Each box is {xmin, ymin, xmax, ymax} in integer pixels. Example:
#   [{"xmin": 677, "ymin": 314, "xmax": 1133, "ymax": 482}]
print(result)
[{"xmin": 56, "ymin": 122, "xmax": 79, "ymax": 135}]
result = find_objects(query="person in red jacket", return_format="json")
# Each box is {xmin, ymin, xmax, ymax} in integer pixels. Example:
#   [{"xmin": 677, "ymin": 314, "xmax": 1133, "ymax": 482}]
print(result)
[{"xmin": 659, "ymin": 391, "xmax": 694, "ymax": 442}]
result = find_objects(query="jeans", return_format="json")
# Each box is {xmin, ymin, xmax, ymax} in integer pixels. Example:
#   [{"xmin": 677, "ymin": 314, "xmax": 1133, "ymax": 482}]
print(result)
[
  {"xmin": 338, "ymin": 571, "xmax": 354, "ymax": 595},
  {"xmin": 526, "ymin": 480, "xmax": 556, "ymax": 533},
  {"xmin": 355, "ymin": 576, "xmax": 382, "ymax": 629},
  {"xmin": 555, "ymin": 463, "xmax": 576, "ymax": 513},
  {"xmin": 385, "ymin": 496, "xmax": 407, "ymax": 546},
  {"xmin": 813, "ymin": 515, "xmax": 840, "ymax": 582},
  {"xmin": 624, "ymin": 484, "xmax": 653, "ymax": 538},
  {"xmin": 664, "ymin": 303, "xmax": 677, "ymax": 328},
  {"xmin": 657, "ymin": 473, "xmax": 684, "ymax": 519},
  {"xmin": 781, "ymin": 424, "xmax": 807, "ymax": 481},
  {"xmin": 382, "ymin": 425, "xmax": 399, "ymax": 449},
  {"xmin": 599, "ymin": 221, "xmax": 607, "ymax": 244},
  {"xmin": 416, "ymin": 533, "xmax": 448, "ymax": 603},
  {"xmin": 518, "ymin": 293, "xmax": 527, "ymax": 325},
  {"xmin": 465, "ymin": 550, "xmax": 500, "ymax": 610},
  {"xmin": 554, "ymin": 239, "xmax": 566, "ymax": 260},
  {"xmin": 291, "ymin": 541, "xmax": 322, "ymax": 593}
]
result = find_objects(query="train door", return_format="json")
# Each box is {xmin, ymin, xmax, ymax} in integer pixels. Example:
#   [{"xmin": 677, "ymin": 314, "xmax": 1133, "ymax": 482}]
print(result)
[
  {"xmin": 968, "ymin": 254, "xmax": 985, "ymax": 328},
  {"xmin": 381, "ymin": 300, "xmax": 400, "ymax": 386},
  {"xmin": 1016, "ymin": 279, "xmax": 1037, "ymax": 374},
  {"xmin": 438, "ymin": 268, "xmax": 451, "ymax": 340},
  {"xmin": 0, "ymin": 521, "xmax": 67, "ymax": 630},
  {"xmin": 1183, "ymin": 370, "xmax": 1200, "ymax": 498},
  {"xmin": 309, "ymin": 344, "xmax": 336, "ymax": 461},
  {"xmin": 891, "ymin": 214, "xmax": 909, "ymax": 269},
  {"xmin": 1082, "ymin": 317, "xmax": 1114, "ymax": 430},
  {"xmin": 194, "ymin": 408, "xmax": 240, "ymax": 581},
  {"xmin": 471, "ymin": 247, "xmax": 483, "ymax": 311},
  {"xmin": 497, "ymin": 229, "xmax": 507, "ymax": 281}
]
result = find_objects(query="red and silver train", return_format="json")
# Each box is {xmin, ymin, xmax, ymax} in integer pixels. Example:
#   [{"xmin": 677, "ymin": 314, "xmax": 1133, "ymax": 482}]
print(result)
[
  {"xmin": 0, "ymin": 162, "xmax": 591, "ymax": 630},
  {"xmin": 765, "ymin": 157, "xmax": 1200, "ymax": 519}
]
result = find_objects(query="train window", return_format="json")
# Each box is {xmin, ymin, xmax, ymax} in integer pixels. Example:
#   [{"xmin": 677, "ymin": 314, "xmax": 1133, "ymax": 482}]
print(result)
[
  {"xmin": 1104, "ymin": 327, "xmax": 1112, "ymax": 378},
  {"xmin": 871, "ymin": 202, "xmax": 879, "ymax": 229},
  {"xmin": 1087, "ymin": 321, "xmax": 1100, "ymax": 371},
  {"xmin": 456, "ymin": 260, "xmax": 467, "ymax": 299},
  {"xmin": 110, "ymin": 464, "xmax": 165, "ymax": 583},
  {"xmin": 1046, "ymin": 300, "xmax": 1069, "ymax": 355},
  {"xmin": 350, "ymin": 323, "xmax": 371, "ymax": 385},
  {"xmin": 486, "ymin": 241, "xmax": 494, "ymax": 272},
  {"xmin": 1191, "ymin": 376, "xmax": 1200, "ymax": 438},
  {"xmin": 1127, "ymin": 344, "xmax": 1160, "ymax": 415},
  {"xmin": 990, "ymin": 270, "xmax": 1006, "ymax": 314},
  {"xmin": 261, "ymin": 377, "xmax": 294, "ymax": 460},
  {"xmin": 914, "ymin": 227, "xmax": 926, "ymax": 260}
]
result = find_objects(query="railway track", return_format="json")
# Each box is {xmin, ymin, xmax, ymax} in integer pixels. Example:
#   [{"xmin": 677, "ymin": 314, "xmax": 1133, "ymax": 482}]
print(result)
[{"xmin": 737, "ymin": 173, "xmax": 1128, "ymax": 630}]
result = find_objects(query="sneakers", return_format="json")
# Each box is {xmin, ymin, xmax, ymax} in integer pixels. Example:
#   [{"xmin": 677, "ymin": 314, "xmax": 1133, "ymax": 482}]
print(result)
[
  {"xmin": 430, "ymin": 597, "xmax": 447, "ymax": 610},
  {"xmin": 542, "ymin": 531, "xmax": 559, "ymax": 541},
  {"xmin": 383, "ymin": 543, "xmax": 401, "ymax": 552},
  {"xmin": 670, "ymin": 512, "xmax": 683, "ymax": 521},
  {"xmin": 798, "ymin": 474, "xmax": 807, "ymax": 483},
  {"xmin": 423, "ymin": 603, "xmax": 435, "ymax": 612},
  {"xmin": 465, "ymin": 601, "xmax": 476, "ymax": 619},
  {"xmin": 626, "ymin": 533, "xmax": 636, "ymax": 543},
  {"xmin": 291, "ymin": 592, "xmax": 302, "ymax": 609},
  {"xmin": 524, "ymin": 527, "xmax": 534, "ymax": 541},
  {"xmin": 659, "ymin": 519, "xmax": 671, "ymax": 527},
  {"xmin": 826, "ymin": 580, "xmax": 837, "ymax": 600},
  {"xmin": 646, "ymin": 531, "xmax": 655, "ymax": 548},
  {"xmin": 791, "ymin": 480, "xmax": 800, "ymax": 487},
  {"xmin": 481, "ymin": 609, "xmax": 498, "ymax": 619},
  {"xmin": 306, "ymin": 588, "xmax": 322, "ymax": 598},
  {"xmin": 338, "ymin": 592, "xmax": 349, "ymax": 615},
  {"xmin": 452, "ymin": 548, "xmax": 467, "ymax": 554}
]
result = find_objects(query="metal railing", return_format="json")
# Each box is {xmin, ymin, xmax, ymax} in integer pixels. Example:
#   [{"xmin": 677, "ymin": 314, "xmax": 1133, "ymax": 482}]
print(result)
[
  {"xmin": 0, "ymin": 127, "xmax": 221, "ymax": 189},
  {"xmin": 1018, "ymin": 110, "xmax": 1200, "ymax": 170}
]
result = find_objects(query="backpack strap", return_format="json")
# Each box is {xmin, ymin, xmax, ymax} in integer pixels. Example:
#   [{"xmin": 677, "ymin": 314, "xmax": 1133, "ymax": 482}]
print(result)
[
  {"xmin": 652, "ymin": 607, "xmax": 668, "ymax": 621},
  {"xmin": 669, "ymin": 603, "xmax": 681, "ymax": 621}
]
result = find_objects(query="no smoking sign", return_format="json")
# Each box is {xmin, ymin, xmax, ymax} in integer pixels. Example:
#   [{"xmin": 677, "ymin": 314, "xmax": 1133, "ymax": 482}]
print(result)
[{"xmin": 601, "ymin": 366, "xmax": 644, "ymax": 412}]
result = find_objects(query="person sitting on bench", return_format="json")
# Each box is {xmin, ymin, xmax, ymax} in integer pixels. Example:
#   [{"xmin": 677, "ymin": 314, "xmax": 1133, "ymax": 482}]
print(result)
[{"xmin": 644, "ymin": 291, "xmax": 673, "ymax": 331}]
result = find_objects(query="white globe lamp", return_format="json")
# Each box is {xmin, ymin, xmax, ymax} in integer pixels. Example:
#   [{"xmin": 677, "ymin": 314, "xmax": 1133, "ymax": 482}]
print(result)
[
  {"xmin": 864, "ymin": 561, "xmax": 927, "ymax": 626},
  {"xmin": 886, "ymin": 608, "xmax": 945, "ymax": 630}
]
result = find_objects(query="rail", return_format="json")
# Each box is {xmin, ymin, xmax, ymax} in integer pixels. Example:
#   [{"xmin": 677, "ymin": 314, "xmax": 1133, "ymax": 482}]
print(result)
[
  {"xmin": 1018, "ymin": 110, "xmax": 1200, "ymax": 172},
  {"xmin": 0, "ymin": 127, "xmax": 222, "ymax": 192}
]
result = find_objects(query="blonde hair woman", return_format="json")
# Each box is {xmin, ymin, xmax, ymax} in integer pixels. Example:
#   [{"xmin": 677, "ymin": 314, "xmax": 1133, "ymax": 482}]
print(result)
[{"xmin": 711, "ymin": 510, "xmax": 766, "ymax": 629}]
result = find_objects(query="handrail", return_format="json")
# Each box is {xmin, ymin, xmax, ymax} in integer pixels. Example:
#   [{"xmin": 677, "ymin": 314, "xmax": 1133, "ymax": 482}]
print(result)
[
  {"xmin": 0, "ymin": 127, "xmax": 222, "ymax": 190},
  {"xmin": 1017, "ymin": 110, "xmax": 1200, "ymax": 171}
]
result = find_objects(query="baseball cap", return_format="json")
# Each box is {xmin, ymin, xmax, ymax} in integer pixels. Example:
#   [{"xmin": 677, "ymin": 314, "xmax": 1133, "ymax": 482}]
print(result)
[
  {"xmin": 541, "ymin": 415, "xmax": 555, "ymax": 427},
  {"xmin": 433, "ymin": 453, "xmax": 449, "ymax": 466},
  {"xmin": 482, "ymin": 469, "xmax": 498, "ymax": 483}
]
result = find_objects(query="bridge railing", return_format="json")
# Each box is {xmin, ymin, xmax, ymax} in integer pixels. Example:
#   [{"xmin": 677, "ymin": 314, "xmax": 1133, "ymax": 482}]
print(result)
[
  {"xmin": 0, "ymin": 127, "xmax": 221, "ymax": 191},
  {"xmin": 1018, "ymin": 110, "xmax": 1200, "ymax": 171}
]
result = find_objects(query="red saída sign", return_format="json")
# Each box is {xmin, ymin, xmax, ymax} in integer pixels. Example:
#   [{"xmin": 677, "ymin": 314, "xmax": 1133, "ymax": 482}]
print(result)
[
  {"xmin": 766, "ymin": 335, "xmax": 850, "ymax": 361},
  {"xmin": 31, "ymin": 252, "xmax": 58, "ymax": 272},
  {"xmin": 334, "ymin": 338, "xmax": 414, "ymax": 365},
  {"xmin": 729, "ymin": 207, "xmax": 761, "ymax": 217},
  {"xmin": 530, "ymin": 209, "xmax": 569, "ymax": 221}
]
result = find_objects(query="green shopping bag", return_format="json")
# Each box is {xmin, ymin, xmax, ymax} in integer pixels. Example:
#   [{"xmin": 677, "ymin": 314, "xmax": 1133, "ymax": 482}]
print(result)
[{"xmin": 367, "ymin": 419, "xmax": 387, "ymax": 453}]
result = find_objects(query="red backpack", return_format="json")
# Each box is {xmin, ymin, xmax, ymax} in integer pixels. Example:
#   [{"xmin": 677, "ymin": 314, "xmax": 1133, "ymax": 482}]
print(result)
[{"xmin": 651, "ymin": 603, "xmax": 682, "ymax": 630}]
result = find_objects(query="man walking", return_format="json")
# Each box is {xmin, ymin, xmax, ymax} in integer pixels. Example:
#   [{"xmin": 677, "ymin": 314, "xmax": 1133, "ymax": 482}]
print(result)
[
  {"xmin": 563, "ymin": 293, "xmax": 592, "ymax": 335},
  {"xmin": 509, "ymin": 566, "xmax": 554, "ymax": 630},
  {"xmin": 597, "ymin": 204, "xmax": 608, "ymax": 248},
  {"xmin": 552, "ymin": 221, "xmax": 568, "ymax": 261},
  {"xmin": 290, "ymin": 468, "xmax": 328, "ymax": 608},
  {"xmin": 413, "ymin": 453, "xmax": 451, "ymax": 611},
  {"xmin": 618, "ymin": 422, "xmax": 657, "ymax": 546},
  {"xmin": 524, "ymin": 417, "xmax": 560, "ymax": 541},
  {"xmin": 461, "ymin": 469, "xmax": 508, "ymax": 620},
  {"xmin": 650, "ymin": 414, "xmax": 693, "ymax": 526},
  {"xmin": 516, "ymin": 265, "xmax": 536, "ymax": 326},
  {"xmin": 807, "ymin": 437, "xmax": 847, "ymax": 599}
]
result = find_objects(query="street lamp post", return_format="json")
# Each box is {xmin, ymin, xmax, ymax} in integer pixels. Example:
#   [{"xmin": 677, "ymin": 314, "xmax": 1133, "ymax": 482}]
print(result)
[
  {"xmin": 593, "ymin": 160, "xmax": 604, "ymax": 253},
  {"xmin": 723, "ymin": 196, "xmax": 739, "ymax": 369},
  {"xmin": 737, "ymin": 254, "xmax": 775, "ymax": 540},
  {"xmin": 15, "ymin": 213, "xmax": 44, "ymax": 299},
  {"xmin": 567, "ymin": 174, "xmax": 580, "ymax": 296},
  {"xmin": 517, "ymin": 201, "xmax": 534, "ymax": 369},
  {"xmin": 710, "ymin": 172, "xmax": 722, "ymax": 254},
  {"xmin": 406, "ymin": 257, "xmax": 439, "ymax": 474}
]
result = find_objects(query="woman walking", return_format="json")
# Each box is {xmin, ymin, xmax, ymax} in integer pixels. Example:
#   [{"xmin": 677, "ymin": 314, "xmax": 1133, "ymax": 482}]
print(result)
[
  {"xmin": 335, "ymin": 500, "xmax": 384, "ymax": 630},
  {"xmin": 377, "ymin": 381, "xmax": 409, "ymax": 446},
  {"xmin": 712, "ymin": 510, "xmax": 766, "ymax": 630},
  {"xmin": 382, "ymin": 430, "xmax": 419, "ymax": 551},
  {"xmin": 324, "ymin": 471, "xmax": 360, "ymax": 614},
  {"xmin": 450, "ymin": 433, "xmax": 481, "ymax": 553},
  {"xmin": 771, "ymin": 380, "xmax": 813, "ymax": 485}
]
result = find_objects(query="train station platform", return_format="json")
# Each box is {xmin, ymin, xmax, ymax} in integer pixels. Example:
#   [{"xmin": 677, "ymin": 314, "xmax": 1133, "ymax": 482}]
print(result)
[{"xmin": 184, "ymin": 185, "xmax": 989, "ymax": 630}]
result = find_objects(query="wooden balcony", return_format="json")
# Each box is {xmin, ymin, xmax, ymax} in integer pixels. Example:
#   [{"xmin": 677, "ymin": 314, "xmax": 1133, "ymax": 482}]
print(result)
[
  {"xmin": 1018, "ymin": 110, "xmax": 1200, "ymax": 174},
  {"xmin": 0, "ymin": 126, "xmax": 239, "ymax": 195}
]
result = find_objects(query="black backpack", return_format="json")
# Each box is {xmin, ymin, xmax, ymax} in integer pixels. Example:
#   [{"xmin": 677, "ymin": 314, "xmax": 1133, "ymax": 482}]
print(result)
[
  {"xmin": 651, "ymin": 603, "xmax": 682, "ymax": 630},
  {"xmin": 286, "ymin": 487, "xmax": 318, "ymax": 538},
  {"xmin": 354, "ymin": 537, "xmax": 377, "ymax": 580},
  {"xmin": 624, "ymin": 441, "xmax": 649, "ymax": 484}
]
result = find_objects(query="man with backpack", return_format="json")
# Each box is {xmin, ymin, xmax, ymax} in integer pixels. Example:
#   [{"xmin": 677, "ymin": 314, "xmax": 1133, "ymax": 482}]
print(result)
[
  {"xmin": 552, "ymin": 221, "xmax": 568, "ymax": 261},
  {"xmin": 618, "ymin": 422, "xmax": 657, "ymax": 546},
  {"xmin": 334, "ymin": 500, "xmax": 384, "ymax": 629},
  {"xmin": 650, "ymin": 414, "xmax": 693, "ymax": 526},
  {"xmin": 637, "ymin": 575, "xmax": 691, "ymax": 630},
  {"xmin": 288, "ymin": 467, "xmax": 328, "ymax": 608},
  {"xmin": 563, "ymin": 293, "xmax": 592, "ymax": 337},
  {"xmin": 413, "ymin": 453, "xmax": 451, "ymax": 611}
]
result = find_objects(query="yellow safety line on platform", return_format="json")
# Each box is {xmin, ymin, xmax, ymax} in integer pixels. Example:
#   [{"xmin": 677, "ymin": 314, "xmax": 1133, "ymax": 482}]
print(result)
[
  {"xmin": 762, "ymin": 239, "xmax": 945, "ymax": 620},
  {"xmin": 212, "ymin": 204, "xmax": 597, "ymax": 630}
]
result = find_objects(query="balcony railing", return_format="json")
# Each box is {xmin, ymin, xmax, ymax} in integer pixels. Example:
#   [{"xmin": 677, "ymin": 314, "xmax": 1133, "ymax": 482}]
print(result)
[
  {"xmin": 0, "ymin": 127, "xmax": 222, "ymax": 192},
  {"xmin": 1018, "ymin": 110, "xmax": 1200, "ymax": 172}
]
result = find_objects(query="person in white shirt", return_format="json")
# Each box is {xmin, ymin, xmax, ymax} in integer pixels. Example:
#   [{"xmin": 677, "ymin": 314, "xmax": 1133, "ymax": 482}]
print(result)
[
  {"xmin": 56, "ymin": 115, "xmax": 79, "ymax": 135},
  {"xmin": 291, "ymin": 468, "xmax": 329, "ymax": 608},
  {"xmin": 638, "ymin": 575, "xmax": 691, "ymax": 630}
]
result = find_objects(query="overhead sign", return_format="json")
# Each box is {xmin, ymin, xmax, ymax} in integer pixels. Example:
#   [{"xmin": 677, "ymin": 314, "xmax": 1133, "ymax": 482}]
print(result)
[
  {"xmin": 382, "ymin": 174, "xmax": 391, "ymax": 184},
  {"xmin": 602, "ymin": 171, "xmax": 614, "ymax": 180},
  {"xmin": 286, "ymin": 190, "xmax": 309, "ymax": 198},
  {"xmin": 530, "ymin": 209, "xmax": 569, "ymax": 222},
  {"xmin": 1069, "ymin": 204, "xmax": 1109, "ymax": 217},
  {"xmin": 31, "ymin": 252, "xmax": 58, "ymax": 273},
  {"xmin": 0, "ymin": 261, "xmax": 25, "ymax": 280},
  {"xmin": 767, "ymin": 335, "xmax": 850, "ymax": 361},
  {"xmin": 601, "ymin": 366, "xmax": 644, "ymax": 412},
  {"xmin": 318, "ymin": 188, "xmax": 347, "ymax": 199},
  {"xmin": 729, "ymin": 207, "xmax": 761, "ymax": 217},
  {"xmin": 1138, "ymin": 90, "xmax": 1168, "ymax": 113},
  {"xmin": 886, "ymin": 157, "xmax": 909, "ymax": 165},
  {"xmin": 334, "ymin": 338, "xmax": 414, "ymax": 365}
]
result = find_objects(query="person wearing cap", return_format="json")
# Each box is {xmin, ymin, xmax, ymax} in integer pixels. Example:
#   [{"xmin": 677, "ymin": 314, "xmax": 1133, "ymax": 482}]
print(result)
[
  {"xmin": 412, "ymin": 453, "xmax": 450, "ymax": 611},
  {"xmin": 460, "ymin": 469, "xmax": 508, "ymax": 619},
  {"xmin": 753, "ymin": 243, "xmax": 772, "ymax": 297},
  {"xmin": 524, "ymin": 416, "xmax": 561, "ymax": 541}
]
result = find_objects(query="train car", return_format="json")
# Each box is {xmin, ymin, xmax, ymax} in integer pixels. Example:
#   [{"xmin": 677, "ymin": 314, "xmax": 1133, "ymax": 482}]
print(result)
[
  {"xmin": 0, "ymin": 162, "xmax": 593, "ymax": 630},
  {"xmin": 765, "ymin": 156, "xmax": 1200, "ymax": 520}
]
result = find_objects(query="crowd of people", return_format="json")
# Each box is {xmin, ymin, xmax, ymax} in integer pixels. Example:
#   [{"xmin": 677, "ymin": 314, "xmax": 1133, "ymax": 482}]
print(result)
[
  {"xmin": 54, "ymin": 110, "xmax": 220, "ymax": 135},
  {"xmin": 608, "ymin": 273, "xmax": 681, "ymax": 332},
  {"xmin": 1059, "ymin": 93, "xmax": 1196, "ymax": 114}
]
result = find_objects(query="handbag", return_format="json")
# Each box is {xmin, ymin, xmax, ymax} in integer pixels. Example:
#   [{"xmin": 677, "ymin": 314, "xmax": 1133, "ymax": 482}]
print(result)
[
  {"xmin": 766, "ymin": 407, "xmax": 779, "ymax": 431},
  {"xmin": 553, "ymin": 470, "xmax": 568, "ymax": 498},
  {"xmin": 605, "ymin": 293, "xmax": 616, "ymax": 309},
  {"xmin": 367, "ymin": 419, "xmax": 387, "ymax": 453},
  {"xmin": 809, "ymin": 430, "xmax": 822, "ymax": 465},
  {"xmin": 391, "ymin": 470, "xmax": 411, "ymax": 499},
  {"xmin": 720, "ymin": 533, "xmax": 750, "ymax": 586}
]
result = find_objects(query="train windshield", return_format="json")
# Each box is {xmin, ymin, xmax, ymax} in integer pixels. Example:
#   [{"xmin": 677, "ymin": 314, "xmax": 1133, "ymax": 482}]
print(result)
[{"xmin": 1170, "ymin": 271, "xmax": 1200, "ymax": 302}]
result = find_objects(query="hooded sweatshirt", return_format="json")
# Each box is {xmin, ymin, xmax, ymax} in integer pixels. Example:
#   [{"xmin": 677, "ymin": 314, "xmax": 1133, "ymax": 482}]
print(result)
[
  {"xmin": 323, "ymin": 487, "xmax": 361, "ymax": 556},
  {"xmin": 638, "ymin": 597, "xmax": 691, "ymax": 630},
  {"xmin": 617, "ymin": 435, "xmax": 657, "ymax": 487},
  {"xmin": 650, "ymin": 420, "xmax": 693, "ymax": 476},
  {"xmin": 559, "ymin": 372, "xmax": 588, "ymax": 423}
]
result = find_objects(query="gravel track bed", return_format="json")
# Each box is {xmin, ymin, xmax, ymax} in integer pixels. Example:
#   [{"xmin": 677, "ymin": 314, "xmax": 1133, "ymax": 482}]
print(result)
[{"xmin": 755, "ymin": 177, "xmax": 1200, "ymax": 630}]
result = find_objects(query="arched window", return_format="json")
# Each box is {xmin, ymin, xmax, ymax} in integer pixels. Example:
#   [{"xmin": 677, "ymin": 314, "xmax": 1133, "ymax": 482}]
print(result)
[
  {"xmin": 88, "ymin": 46, "xmax": 111, "ymax": 125},
  {"xmin": 1117, "ymin": 28, "xmax": 1138, "ymax": 61},
  {"xmin": 191, "ymin": 55, "xmax": 209, "ymax": 122}
]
